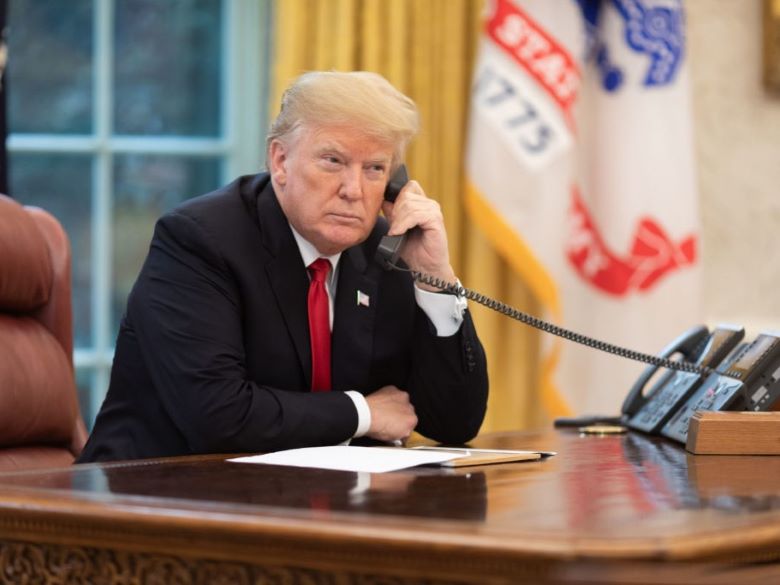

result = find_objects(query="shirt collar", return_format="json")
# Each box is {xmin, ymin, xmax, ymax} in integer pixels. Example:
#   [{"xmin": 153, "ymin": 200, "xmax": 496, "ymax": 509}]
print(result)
[{"xmin": 288, "ymin": 224, "xmax": 342, "ymax": 277}]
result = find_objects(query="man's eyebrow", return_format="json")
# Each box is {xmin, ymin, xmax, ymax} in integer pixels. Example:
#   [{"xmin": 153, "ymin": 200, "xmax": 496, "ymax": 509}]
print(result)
[
  {"xmin": 313, "ymin": 144, "xmax": 391, "ymax": 166},
  {"xmin": 313, "ymin": 142, "xmax": 345, "ymax": 156},
  {"xmin": 366, "ymin": 156, "xmax": 392, "ymax": 166}
]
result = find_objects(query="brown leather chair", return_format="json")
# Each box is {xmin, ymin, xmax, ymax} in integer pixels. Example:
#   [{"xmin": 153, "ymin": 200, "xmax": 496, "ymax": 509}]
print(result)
[{"xmin": 0, "ymin": 194, "xmax": 87, "ymax": 470}]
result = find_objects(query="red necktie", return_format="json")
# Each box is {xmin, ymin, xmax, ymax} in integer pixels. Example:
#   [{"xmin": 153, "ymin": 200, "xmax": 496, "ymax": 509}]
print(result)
[{"xmin": 307, "ymin": 258, "xmax": 331, "ymax": 391}]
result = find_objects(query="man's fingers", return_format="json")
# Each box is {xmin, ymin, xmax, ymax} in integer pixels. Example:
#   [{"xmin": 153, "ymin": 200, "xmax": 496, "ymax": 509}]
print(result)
[
  {"xmin": 387, "ymin": 198, "xmax": 443, "ymax": 237},
  {"xmin": 365, "ymin": 386, "xmax": 417, "ymax": 442}
]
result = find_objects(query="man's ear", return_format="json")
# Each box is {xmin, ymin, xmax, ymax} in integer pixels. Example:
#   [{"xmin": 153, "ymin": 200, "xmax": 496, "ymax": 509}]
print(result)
[{"xmin": 268, "ymin": 140, "xmax": 288, "ymax": 187}]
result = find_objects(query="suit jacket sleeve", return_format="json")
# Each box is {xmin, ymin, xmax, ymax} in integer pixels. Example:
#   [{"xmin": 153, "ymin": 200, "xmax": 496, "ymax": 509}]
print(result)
[
  {"xmin": 128, "ymin": 209, "xmax": 358, "ymax": 454},
  {"xmin": 405, "ymin": 304, "xmax": 489, "ymax": 445}
]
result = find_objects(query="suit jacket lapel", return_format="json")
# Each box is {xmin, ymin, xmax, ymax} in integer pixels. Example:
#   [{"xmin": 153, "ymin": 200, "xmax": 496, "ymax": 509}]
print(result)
[
  {"xmin": 255, "ymin": 182, "xmax": 312, "ymax": 387},
  {"xmin": 332, "ymin": 244, "xmax": 379, "ymax": 392}
]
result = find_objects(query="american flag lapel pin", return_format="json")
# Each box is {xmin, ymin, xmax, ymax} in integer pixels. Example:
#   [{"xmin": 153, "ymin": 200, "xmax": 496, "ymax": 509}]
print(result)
[{"xmin": 356, "ymin": 290, "xmax": 370, "ymax": 307}]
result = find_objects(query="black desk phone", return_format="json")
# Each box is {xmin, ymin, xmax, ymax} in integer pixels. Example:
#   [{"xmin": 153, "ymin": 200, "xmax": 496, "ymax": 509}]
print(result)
[
  {"xmin": 660, "ymin": 332, "xmax": 780, "ymax": 443},
  {"xmin": 374, "ymin": 166, "xmax": 780, "ymax": 443},
  {"xmin": 623, "ymin": 326, "xmax": 780, "ymax": 443},
  {"xmin": 625, "ymin": 324, "xmax": 744, "ymax": 434}
]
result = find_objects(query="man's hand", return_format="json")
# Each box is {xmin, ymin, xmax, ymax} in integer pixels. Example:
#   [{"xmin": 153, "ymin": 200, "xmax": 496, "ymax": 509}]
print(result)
[
  {"xmin": 381, "ymin": 180, "xmax": 457, "ymax": 291},
  {"xmin": 365, "ymin": 386, "xmax": 418, "ymax": 443}
]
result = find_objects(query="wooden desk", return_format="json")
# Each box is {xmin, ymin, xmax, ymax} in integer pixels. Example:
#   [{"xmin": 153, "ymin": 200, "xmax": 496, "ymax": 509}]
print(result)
[{"xmin": 1, "ymin": 429, "xmax": 780, "ymax": 584}]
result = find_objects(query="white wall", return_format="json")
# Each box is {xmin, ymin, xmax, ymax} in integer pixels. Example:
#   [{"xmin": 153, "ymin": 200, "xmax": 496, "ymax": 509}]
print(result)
[{"xmin": 688, "ymin": 0, "xmax": 780, "ymax": 332}]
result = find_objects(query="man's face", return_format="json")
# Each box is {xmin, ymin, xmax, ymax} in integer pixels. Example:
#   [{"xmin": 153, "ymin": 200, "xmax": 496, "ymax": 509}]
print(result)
[{"xmin": 269, "ymin": 125, "xmax": 394, "ymax": 256}]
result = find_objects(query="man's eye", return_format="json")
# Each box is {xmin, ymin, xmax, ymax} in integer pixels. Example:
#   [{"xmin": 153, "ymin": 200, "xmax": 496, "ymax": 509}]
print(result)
[
  {"xmin": 366, "ymin": 165, "xmax": 386, "ymax": 176},
  {"xmin": 322, "ymin": 155, "xmax": 342, "ymax": 166}
]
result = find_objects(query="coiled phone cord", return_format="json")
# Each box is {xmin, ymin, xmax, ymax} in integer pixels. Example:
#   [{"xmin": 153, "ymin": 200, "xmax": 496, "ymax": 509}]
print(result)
[{"xmin": 401, "ymin": 267, "xmax": 719, "ymax": 379}]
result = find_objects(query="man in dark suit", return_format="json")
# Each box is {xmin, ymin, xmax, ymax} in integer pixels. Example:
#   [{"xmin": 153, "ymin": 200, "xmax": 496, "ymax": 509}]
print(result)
[{"xmin": 78, "ymin": 71, "xmax": 488, "ymax": 463}]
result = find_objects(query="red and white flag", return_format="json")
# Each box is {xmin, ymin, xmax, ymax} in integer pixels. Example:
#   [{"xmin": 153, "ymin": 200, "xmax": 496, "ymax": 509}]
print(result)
[{"xmin": 465, "ymin": 0, "xmax": 701, "ymax": 416}]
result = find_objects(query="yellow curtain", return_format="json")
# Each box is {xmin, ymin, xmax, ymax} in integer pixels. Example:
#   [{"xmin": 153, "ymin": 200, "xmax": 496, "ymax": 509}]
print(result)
[{"xmin": 270, "ymin": 0, "xmax": 546, "ymax": 432}]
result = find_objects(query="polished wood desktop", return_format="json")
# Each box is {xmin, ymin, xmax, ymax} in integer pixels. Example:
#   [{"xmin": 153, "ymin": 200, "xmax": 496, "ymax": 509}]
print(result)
[{"xmin": 1, "ymin": 429, "xmax": 780, "ymax": 584}]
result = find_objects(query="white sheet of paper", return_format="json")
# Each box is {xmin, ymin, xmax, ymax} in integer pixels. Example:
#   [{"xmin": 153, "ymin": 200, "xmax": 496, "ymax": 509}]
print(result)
[{"xmin": 227, "ymin": 445, "xmax": 465, "ymax": 473}]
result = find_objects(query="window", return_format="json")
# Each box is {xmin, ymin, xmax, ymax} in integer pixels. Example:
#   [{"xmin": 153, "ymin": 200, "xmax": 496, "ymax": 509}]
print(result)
[{"xmin": 7, "ymin": 0, "xmax": 271, "ymax": 426}]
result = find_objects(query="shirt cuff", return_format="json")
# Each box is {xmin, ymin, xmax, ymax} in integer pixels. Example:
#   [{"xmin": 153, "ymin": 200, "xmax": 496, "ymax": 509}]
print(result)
[
  {"xmin": 345, "ymin": 390, "xmax": 371, "ymax": 438},
  {"xmin": 414, "ymin": 281, "xmax": 467, "ymax": 337}
]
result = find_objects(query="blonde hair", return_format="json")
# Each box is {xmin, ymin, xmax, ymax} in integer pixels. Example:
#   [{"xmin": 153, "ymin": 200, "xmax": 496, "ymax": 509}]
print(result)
[{"xmin": 266, "ymin": 71, "xmax": 419, "ymax": 170}]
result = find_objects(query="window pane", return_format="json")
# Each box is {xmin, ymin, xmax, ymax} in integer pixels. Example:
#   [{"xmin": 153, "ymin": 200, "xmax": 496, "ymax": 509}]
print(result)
[
  {"xmin": 112, "ymin": 154, "xmax": 221, "ymax": 334},
  {"xmin": 7, "ymin": 0, "xmax": 93, "ymax": 134},
  {"xmin": 113, "ymin": 0, "xmax": 222, "ymax": 136},
  {"xmin": 9, "ymin": 153, "xmax": 94, "ymax": 348}
]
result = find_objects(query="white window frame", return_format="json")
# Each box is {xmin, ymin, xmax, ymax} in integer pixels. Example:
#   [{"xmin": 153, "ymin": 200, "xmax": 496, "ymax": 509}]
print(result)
[{"xmin": 7, "ymin": 0, "xmax": 272, "ymax": 422}]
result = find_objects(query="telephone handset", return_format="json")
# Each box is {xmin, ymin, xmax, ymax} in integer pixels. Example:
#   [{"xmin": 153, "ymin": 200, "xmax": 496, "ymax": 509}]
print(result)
[
  {"xmin": 625, "ymin": 324, "xmax": 745, "ymax": 434},
  {"xmin": 375, "ymin": 165, "xmax": 410, "ymax": 270}
]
